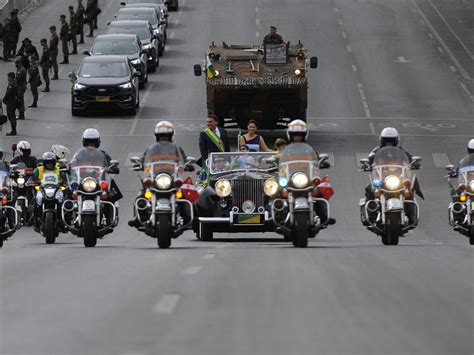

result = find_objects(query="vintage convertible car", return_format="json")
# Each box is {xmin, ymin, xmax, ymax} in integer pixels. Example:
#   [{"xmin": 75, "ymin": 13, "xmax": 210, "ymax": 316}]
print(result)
[{"xmin": 194, "ymin": 152, "xmax": 280, "ymax": 240}]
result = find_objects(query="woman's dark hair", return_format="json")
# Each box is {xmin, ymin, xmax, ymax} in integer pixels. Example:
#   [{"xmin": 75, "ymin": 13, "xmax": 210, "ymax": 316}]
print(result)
[
  {"xmin": 247, "ymin": 120, "xmax": 258, "ymax": 128},
  {"xmin": 274, "ymin": 138, "xmax": 287, "ymax": 148}
]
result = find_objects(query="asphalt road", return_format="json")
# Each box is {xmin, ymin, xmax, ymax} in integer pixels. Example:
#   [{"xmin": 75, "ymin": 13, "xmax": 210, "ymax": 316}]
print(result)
[{"xmin": 0, "ymin": 0, "xmax": 473, "ymax": 354}]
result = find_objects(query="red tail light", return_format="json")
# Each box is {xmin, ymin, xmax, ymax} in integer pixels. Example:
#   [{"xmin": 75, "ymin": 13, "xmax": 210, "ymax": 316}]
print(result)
[
  {"xmin": 100, "ymin": 181, "xmax": 109, "ymax": 190},
  {"xmin": 313, "ymin": 178, "xmax": 321, "ymax": 186},
  {"xmin": 143, "ymin": 178, "xmax": 152, "ymax": 187}
]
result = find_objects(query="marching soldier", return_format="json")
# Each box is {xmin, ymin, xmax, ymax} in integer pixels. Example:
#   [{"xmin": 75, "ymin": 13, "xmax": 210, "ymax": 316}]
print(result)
[
  {"xmin": 262, "ymin": 26, "xmax": 284, "ymax": 45},
  {"xmin": 28, "ymin": 56, "xmax": 41, "ymax": 108},
  {"xmin": 68, "ymin": 6, "xmax": 78, "ymax": 54},
  {"xmin": 9, "ymin": 10, "xmax": 22, "ymax": 57},
  {"xmin": 39, "ymin": 38, "xmax": 51, "ymax": 92},
  {"xmin": 49, "ymin": 26, "xmax": 59, "ymax": 79},
  {"xmin": 59, "ymin": 15, "xmax": 69, "ymax": 64},
  {"xmin": 85, "ymin": 0, "xmax": 97, "ymax": 37},
  {"xmin": 92, "ymin": 0, "xmax": 99, "ymax": 30},
  {"xmin": 76, "ymin": 0, "xmax": 85, "ymax": 44},
  {"xmin": 15, "ymin": 59, "xmax": 27, "ymax": 120},
  {"xmin": 3, "ymin": 72, "xmax": 18, "ymax": 136}
]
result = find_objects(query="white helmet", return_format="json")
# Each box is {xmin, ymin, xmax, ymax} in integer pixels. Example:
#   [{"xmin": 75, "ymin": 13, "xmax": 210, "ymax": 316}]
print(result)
[
  {"xmin": 154, "ymin": 121, "xmax": 175, "ymax": 141},
  {"xmin": 51, "ymin": 144, "xmax": 70, "ymax": 159},
  {"xmin": 287, "ymin": 119, "xmax": 308, "ymax": 142},
  {"xmin": 380, "ymin": 127, "xmax": 399, "ymax": 147},
  {"xmin": 468, "ymin": 139, "xmax": 474, "ymax": 153},
  {"xmin": 82, "ymin": 128, "xmax": 101, "ymax": 148},
  {"xmin": 17, "ymin": 140, "xmax": 31, "ymax": 150}
]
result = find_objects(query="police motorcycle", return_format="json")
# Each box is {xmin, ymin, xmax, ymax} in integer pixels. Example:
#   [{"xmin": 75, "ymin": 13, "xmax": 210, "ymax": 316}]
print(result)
[
  {"xmin": 445, "ymin": 154, "xmax": 474, "ymax": 245},
  {"xmin": 62, "ymin": 147, "xmax": 120, "ymax": 247},
  {"xmin": 0, "ymin": 161, "xmax": 20, "ymax": 247},
  {"xmin": 9, "ymin": 161, "xmax": 35, "ymax": 225},
  {"xmin": 359, "ymin": 147, "xmax": 422, "ymax": 245},
  {"xmin": 270, "ymin": 120, "xmax": 335, "ymax": 248},
  {"xmin": 129, "ymin": 143, "xmax": 196, "ymax": 248},
  {"xmin": 30, "ymin": 153, "xmax": 68, "ymax": 244}
]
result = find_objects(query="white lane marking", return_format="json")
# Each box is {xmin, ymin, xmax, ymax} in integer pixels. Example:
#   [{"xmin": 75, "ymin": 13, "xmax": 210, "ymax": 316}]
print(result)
[
  {"xmin": 369, "ymin": 122, "xmax": 376, "ymax": 135},
  {"xmin": 432, "ymin": 153, "xmax": 451, "ymax": 168},
  {"xmin": 129, "ymin": 83, "xmax": 154, "ymax": 136},
  {"xmin": 395, "ymin": 56, "xmax": 412, "ymax": 63},
  {"xmin": 437, "ymin": 46, "xmax": 444, "ymax": 53},
  {"xmin": 412, "ymin": 0, "xmax": 470, "ymax": 80},
  {"xmin": 175, "ymin": 19, "xmax": 180, "ymax": 25},
  {"xmin": 217, "ymin": 244, "xmax": 227, "ymax": 249},
  {"xmin": 153, "ymin": 293, "xmax": 180, "ymax": 314},
  {"xmin": 449, "ymin": 65, "xmax": 457, "ymax": 72},
  {"xmin": 346, "ymin": 45, "xmax": 352, "ymax": 53},
  {"xmin": 428, "ymin": 0, "xmax": 474, "ymax": 60},
  {"xmin": 352, "ymin": 64, "xmax": 358, "ymax": 72},
  {"xmin": 255, "ymin": 18, "xmax": 260, "ymax": 25},
  {"xmin": 165, "ymin": 44, "xmax": 170, "ymax": 51},
  {"xmin": 256, "ymin": 31, "xmax": 260, "ymax": 38},
  {"xmin": 356, "ymin": 82, "xmax": 372, "ymax": 119},
  {"xmin": 337, "ymin": 18, "xmax": 343, "ymax": 25},
  {"xmin": 125, "ymin": 152, "xmax": 142, "ymax": 166},
  {"xmin": 356, "ymin": 153, "xmax": 370, "ymax": 166},
  {"xmin": 181, "ymin": 266, "xmax": 203, "ymax": 275},
  {"xmin": 341, "ymin": 31, "xmax": 347, "ymax": 39},
  {"xmin": 169, "ymin": 31, "xmax": 175, "ymax": 39},
  {"xmin": 202, "ymin": 253, "xmax": 216, "ymax": 259},
  {"xmin": 459, "ymin": 83, "xmax": 474, "ymax": 102},
  {"xmin": 255, "ymin": 7, "xmax": 259, "ymax": 13}
]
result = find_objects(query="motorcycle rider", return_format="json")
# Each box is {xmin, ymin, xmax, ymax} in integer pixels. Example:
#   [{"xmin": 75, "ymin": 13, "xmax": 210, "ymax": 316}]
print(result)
[
  {"xmin": 282, "ymin": 119, "xmax": 334, "ymax": 225},
  {"xmin": 362, "ymin": 127, "xmax": 421, "ymax": 226},
  {"xmin": 448, "ymin": 139, "xmax": 474, "ymax": 195},
  {"xmin": 32, "ymin": 152, "xmax": 67, "ymax": 232},
  {"xmin": 81, "ymin": 128, "xmax": 119, "ymax": 174},
  {"xmin": 10, "ymin": 140, "xmax": 38, "ymax": 168},
  {"xmin": 128, "ymin": 121, "xmax": 189, "ymax": 227}
]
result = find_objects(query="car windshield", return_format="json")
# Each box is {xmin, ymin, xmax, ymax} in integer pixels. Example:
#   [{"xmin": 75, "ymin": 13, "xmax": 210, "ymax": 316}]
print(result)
[
  {"xmin": 79, "ymin": 61, "xmax": 129, "ymax": 78},
  {"xmin": 209, "ymin": 152, "xmax": 277, "ymax": 174},
  {"xmin": 92, "ymin": 40, "xmax": 138, "ymax": 55},
  {"xmin": 458, "ymin": 154, "xmax": 474, "ymax": 184},
  {"xmin": 144, "ymin": 142, "xmax": 180, "ymax": 177},
  {"xmin": 109, "ymin": 26, "xmax": 149, "ymax": 41},
  {"xmin": 129, "ymin": 0, "xmax": 164, "ymax": 4},
  {"xmin": 371, "ymin": 146, "xmax": 411, "ymax": 181},
  {"xmin": 117, "ymin": 12, "xmax": 158, "ymax": 26},
  {"xmin": 69, "ymin": 147, "xmax": 108, "ymax": 185}
]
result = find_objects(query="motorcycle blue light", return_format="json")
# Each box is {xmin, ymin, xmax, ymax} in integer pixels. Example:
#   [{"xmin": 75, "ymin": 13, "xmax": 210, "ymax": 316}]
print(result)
[
  {"xmin": 373, "ymin": 179, "xmax": 382, "ymax": 188},
  {"xmin": 279, "ymin": 177, "xmax": 288, "ymax": 187},
  {"xmin": 71, "ymin": 182, "xmax": 79, "ymax": 191},
  {"xmin": 199, "ymin": 171, "xmax": 207, "ymax": 181}
]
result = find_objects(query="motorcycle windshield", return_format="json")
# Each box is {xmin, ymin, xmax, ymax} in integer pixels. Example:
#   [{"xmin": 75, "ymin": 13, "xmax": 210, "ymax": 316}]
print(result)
[
  {"xmin": 458, "ymin": 154, "xmax": 474, "ymax": 185},
  {"xmin": 371, "ymin": 147, "xmax": 411, "ymax": 180},
  {"xmin": 69, "ymin": 148, "xmax": 107, "ymax": 185},
  {"xmin": 144, "ymin": 142, "xmax": 180, "ymax": 178},
  {"xmin": 209, "ymin": 152, "xmax": 277, "ymax": 174},
  {"xmin": 41, "ymin": 172, "xmax": 59, "ymax": 186},
  {"xmin": 279, "ymin": 143, "xmax": 319, "ymax": 178}
]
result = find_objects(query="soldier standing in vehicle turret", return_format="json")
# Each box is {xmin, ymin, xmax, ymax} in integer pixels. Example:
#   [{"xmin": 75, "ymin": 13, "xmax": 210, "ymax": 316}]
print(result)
[{"xmin": 263, "ymin": 26, "xmax": 284, "ymax": 45}]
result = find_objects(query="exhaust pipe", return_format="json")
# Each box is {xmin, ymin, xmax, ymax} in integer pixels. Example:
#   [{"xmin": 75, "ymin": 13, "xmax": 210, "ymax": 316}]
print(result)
[
  {"xmin": 136, "ymin": 198, "xmax": 149, "ymax": 211},
  {"xmin": 366, "ymin": 200, "xmax": 379, "ymax": 213},
  {"xmin": 452, "ymin": 202, "xmax": 466, "ymax": 214},
  {"xmin": 63, "ymin": 200, "xmax": 75, "ymax": 212},
  {"xmin": 273, "ymin": 199, "xmax": 286, "ymax": 212}
]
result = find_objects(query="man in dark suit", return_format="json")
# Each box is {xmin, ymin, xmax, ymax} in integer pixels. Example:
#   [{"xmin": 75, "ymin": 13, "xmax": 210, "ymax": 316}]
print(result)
[{"xmin": 199, "ymin": 114, "xmax": 230, "ymax": 165}]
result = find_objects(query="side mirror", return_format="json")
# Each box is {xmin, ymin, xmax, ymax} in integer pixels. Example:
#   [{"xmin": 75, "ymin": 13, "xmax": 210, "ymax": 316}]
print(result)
[
  {"xmin": 194, "ymin": 64, "xmax": 202, "ymax": 77},
  {"xmin": 82, "ymin": 50, "xmax": 90, "ymax": 56},
  {"xmin": 67, "ymin": 72, "xmax": 73, "ymax": 78},
  {"xmin": 11, "ymin": 143, "xmax": 17, "ymax": 152},
  {"xmin": 133, "ymin": 71, "xmax": 140, "ymax": 77},
  {"xmin": 186, "ymin": 156, "xmax": 197, "ymax": 164},
  {"xmin": 120, "ymin": 1, "xmax": 125, "ymax": 5},
  {"xmin": 10, "ymin": 164, "xmax": 18, "ymax": 171},
  {"xmin": 411, "ymin": 156, "xmax": 421, "ymax": 164},
  {"xmin": 310, "ymin": 56, "xmax": 318, "ymax": 69},
  {"xmin": 160, "ymin": 21, "xmax": 166, "ymax": 26},
  {"xmin": 445, "ymin": 164, "xmax": 455, "ymax": 171},
  {"xmin": 319, "ymin": 153, "xmax": 329, "ymax": 162},
  {"xmin": 130, "ymin": 156, "xmax": 141, "ymax": 164},
  {"xmin": 110, "ymin": 160, "xmax": 120, "ymax": 167},
  {"xmin": 360, "ymin": 158, "xmax": 369, "ymax": 165},
  {"xmin": 184, "ymin": 164, "xmax": 195, "ymax": 172},
  {"xmin": 107, "ymin": 21, "xmax": 111, "ymax": 26}
]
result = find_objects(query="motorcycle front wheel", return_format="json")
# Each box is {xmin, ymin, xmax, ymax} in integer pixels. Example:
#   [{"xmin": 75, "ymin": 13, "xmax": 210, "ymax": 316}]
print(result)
[
  {"xmin": 382, "ymin": 212, "xmax": 401, "ymax": 246},
  {"xmin": 82, "ymin": 215, "xmax": 97, "ymax": 248},
  {"xmin": 293, "ymin": 211, "xmax": 309, "ymax": 248},
  {"xmin": 157, "ymin": 214, "xmax": 172, "ymax": 249},
  {"xmin": 44, "ymin": 211, "xmax": 56, "ymax": 244}
]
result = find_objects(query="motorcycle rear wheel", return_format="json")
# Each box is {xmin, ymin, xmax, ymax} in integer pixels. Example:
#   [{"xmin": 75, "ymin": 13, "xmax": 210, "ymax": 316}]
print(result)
[
  {"xmin": 44, "ymin": 211, "xmax": 56, "ymax": 244},
  {"xmin": 157, "ymin": 214, "xmax": 172, "ymax": 248}
]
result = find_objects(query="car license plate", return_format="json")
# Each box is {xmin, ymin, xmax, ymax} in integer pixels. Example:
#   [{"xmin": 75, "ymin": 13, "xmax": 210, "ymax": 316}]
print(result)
[
  {"xmin": 96, "ymin": 96, "xmax": 110, "ymax": 102},
  {"xmin": 236, "ymin": 214, "xmax": 262, "ymax": 224}
]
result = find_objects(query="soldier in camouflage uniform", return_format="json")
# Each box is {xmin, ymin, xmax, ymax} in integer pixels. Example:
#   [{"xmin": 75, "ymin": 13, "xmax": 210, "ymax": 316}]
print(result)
[
  {"xmin": 9, "ymin": 10, "xmax": 22, "ymax": 57},
  {"xmin": 85, "ymin": 0, "xmax": 97, "ymax": 37},
  {"xmin": 49, "ymin": 26, "xmax": 59, "ymax": 79},
  {"xmin": 28, "ymin": 56, "xmax": 41, "ymax": 108},
  {"xmin": 76, "ymin": 0, "xmax": 85, "ymax": 44},
  {"xmin": 39, "ymin": 38, "xmax": 51, "ymax": 92},
  {"xmin": 59, "ymin": 15, "xmax": 69, "ymax": 64},
  {"xmin": 15, "ymin": 59, "xmax": 27, "ymax": 120},
  {"xmin": 262, "ymin": 26, "xmax": 284, "ymax": 45},
  {"xmin": 3, "ymin": 72, "xmax": 18, "ymax": 136},
  {"xmin": 68, "ymin": 6, "xmax": 78, "ymax": 54}
]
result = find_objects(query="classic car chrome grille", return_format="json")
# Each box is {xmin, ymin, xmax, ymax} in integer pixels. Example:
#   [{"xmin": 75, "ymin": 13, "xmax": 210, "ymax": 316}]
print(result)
[{"xmin": 231, "ymin": 179, "xmax": 264, "ymax": 210}]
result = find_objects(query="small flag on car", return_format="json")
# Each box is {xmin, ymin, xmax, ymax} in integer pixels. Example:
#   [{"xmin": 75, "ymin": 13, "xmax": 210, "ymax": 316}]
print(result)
[{"xmin": 206, "ymin": 55, "xmax": 217, "ymax": 79}]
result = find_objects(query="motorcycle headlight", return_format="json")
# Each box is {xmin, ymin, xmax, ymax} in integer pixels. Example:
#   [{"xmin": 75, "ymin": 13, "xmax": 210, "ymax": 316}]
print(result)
[
  {"xmin": 155, "ymin": 173, "xmax": 172, "ymax": 190},
  {"xmin": 82, "ymin": 177, "xmax": 97, "ymax": 192},
  {"xmin": 469, "ymin": 181, "xmax": 474, "ymax": 193},
  {"xmin": 131, "ymin": 58, "xmax": 141, "ymax": 65},
  {"xmin": 264, "ymin": 179, "xmax": 279, "ymax": 196},
  {"xmin": 17, "ymin": 176, "xmax": 25, "ymax": 186},
  {"xmin": 73, "ymin": 83, "xmax": 86, "ymax": 90},
  {"xmin": 45, "ymin": 188, "xmax": 55, "ymax": 198},
  {"xmin": 119, "ymin": 82, "xmax": 132, "ymax": 89},
  {"xmin": 215, "ymin": 179, "xmax": 231, "ymax": 197},
  {"xmin": 384, "ymin": 175, "xmax": 401, "ymax": 190},
  {"xmin": 291, "ymin": 172, "xmax": 309, "ymax": 188}
]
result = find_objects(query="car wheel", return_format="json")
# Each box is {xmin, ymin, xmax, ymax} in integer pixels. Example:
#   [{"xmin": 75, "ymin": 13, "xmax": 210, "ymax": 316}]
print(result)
[
  {"xmin": 139, "ymin": 80, "xmax": 145, "ymax": 90},
  {"xmin": 71, "ymin": 108, "xmax": 81, "ymax": 116},
  {"xmin": 136, "ymin": 94, "xmax": 140, "ymax": 108},
  {"xmin": 199, "ymin": 222, "xmax": 213, "ymax": 241}
]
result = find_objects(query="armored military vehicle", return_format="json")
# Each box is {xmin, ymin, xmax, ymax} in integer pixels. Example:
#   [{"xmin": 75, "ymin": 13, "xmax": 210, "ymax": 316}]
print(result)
[{"xmin": 194, "ymin": 42, "xmax": 318, "ymax": 130}]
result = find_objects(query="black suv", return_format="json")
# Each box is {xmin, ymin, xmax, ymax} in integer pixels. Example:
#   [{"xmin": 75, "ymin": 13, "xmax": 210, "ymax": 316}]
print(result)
[
  {"xmin": 107, "ymin": 20, "xmax": 160, "ymax": 72},
  {"xmin": 70, "ymin": 55, "xmax": 140, "ymax": 116},
  {"xmin": 83, "ymin": 34, "xmax": 148, "ymax": 89}
]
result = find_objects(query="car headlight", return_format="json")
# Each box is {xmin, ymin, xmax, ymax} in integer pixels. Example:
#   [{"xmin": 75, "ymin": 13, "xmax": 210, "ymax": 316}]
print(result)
[
  {"xmin": 469, "ymin": 181, "xmax": 474, "ymax": 193},
  {"xmin": 131, "ymin": 58, "xmax": 141, "ymax": 65},
  {"xmin": 264, "ymin": 179, "xmax": 279, "ymax": 196},
  {"xmin": 17, "ymin": 176, "xmax": 25, "ymax": 186},
  {"xmin": 82, "ymin": 177, "xmax": 97, "ymax": 192},
  {"xmin": 155, "ymin": 173, "xmax": 172, "ymax": 190},
  {"xmin": 73, "ymin": 83, "xmax": 86, "ymax": 90},
  {"xmin": 291, "ymin": 172, "xmax": 309, "ymax": 188},
  {"xmin": 215, "ymin": 179, "xmax": 231, "ymax": 197},
  {"xmin": 119, "ymin": 82, "xmax": 132, "ymax": 89},
  {"xmin": 384, "ymin": 175, "xmax": 401, "ymax": 190},
  {"xmin": 142, "ymin": 44, "xmax": 153, "ymax": 51}
]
